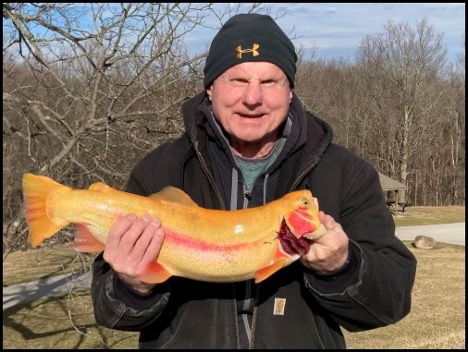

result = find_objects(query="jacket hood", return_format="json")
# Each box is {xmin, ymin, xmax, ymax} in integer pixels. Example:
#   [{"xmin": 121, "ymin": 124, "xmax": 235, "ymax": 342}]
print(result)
[{"xmin": 180, "ymin": 92, "xmax": 207, "ymax": 147}]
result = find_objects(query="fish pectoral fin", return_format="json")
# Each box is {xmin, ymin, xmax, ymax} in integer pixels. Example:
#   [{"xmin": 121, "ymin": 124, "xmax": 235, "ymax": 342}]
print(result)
[
  {"xmin": 149, "ymin": 186, "xmax": 199, "ymax": 207},
  {"xmin": 74, "ymin": 224, "xmax": 105, "ymax": 253},
  {"xmin": 139, "ymin": 261, "xmax": 173, "ymax": 284},
  {"xmin": 254, "ymin": 259, "xmax": 287, "ymax": 284}
]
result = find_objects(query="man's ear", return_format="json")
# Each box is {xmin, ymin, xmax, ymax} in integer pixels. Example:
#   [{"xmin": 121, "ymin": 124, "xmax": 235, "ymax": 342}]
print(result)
[{"xmin": 206, "ymin": 85, "xmax": 213, "ymax": 101}]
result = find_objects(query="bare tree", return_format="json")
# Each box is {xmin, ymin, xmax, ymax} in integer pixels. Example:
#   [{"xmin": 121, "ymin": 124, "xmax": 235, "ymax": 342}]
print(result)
[
  {"xmin": 2, "ymin": 2, "xmax": 269, "ymax": 251},
  {"xmin": 296, "ymin": 18, "xmax": 463, "ymax": 206},
  {"xmin": 444, "ymin": 49, "xmax": 465, "ymax": 204},
  {"xmin": 356, "ymin": 18, "xmax": 447, "ymax": 203}
]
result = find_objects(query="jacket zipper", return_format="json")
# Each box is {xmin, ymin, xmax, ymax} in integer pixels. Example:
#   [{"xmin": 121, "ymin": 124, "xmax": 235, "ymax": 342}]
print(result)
[
  {"xmin": 196, "ymin": 143, "xmax": 248, "ymax": 348},
  {"xmin": 248, "ymin": 290, "xmax": 259, "ymax": 349},
  {"xmin": 194, "ymin": 143, "xmax": 227, "ymax": 210},
  {"xmin": 248, "ymin": 283, "xmax": 261, "ymax": 349},
  {"xmin": 289, "ymin": 162, "xmax": 318, "ymax": 192}
]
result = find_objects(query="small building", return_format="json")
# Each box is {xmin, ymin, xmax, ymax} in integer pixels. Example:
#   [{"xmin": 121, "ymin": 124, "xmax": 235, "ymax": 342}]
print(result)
[{"xmin": 378, "ymin": 173, "xmax": 408, "ymax": 211}]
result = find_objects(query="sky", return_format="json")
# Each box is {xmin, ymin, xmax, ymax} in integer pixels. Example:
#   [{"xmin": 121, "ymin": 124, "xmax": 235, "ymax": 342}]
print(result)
[
  {"xmin": 185, "ymin": 3, "xmax": 465, "ymax": 64},
  {"xmin": 3, "ymin": 3, "xmax": 464, "ymax": 65}
]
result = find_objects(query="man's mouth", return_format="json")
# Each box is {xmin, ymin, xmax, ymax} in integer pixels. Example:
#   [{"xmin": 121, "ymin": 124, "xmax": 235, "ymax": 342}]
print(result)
[{"xmin": 237, "ymin": 113, "xmax": 264, "ymax": 119}]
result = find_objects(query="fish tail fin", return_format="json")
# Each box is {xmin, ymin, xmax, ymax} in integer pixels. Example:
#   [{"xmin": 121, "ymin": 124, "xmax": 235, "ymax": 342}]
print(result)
[{"xmin": 22, "ymin": 173, "xmax": 71, "ymax": 247}]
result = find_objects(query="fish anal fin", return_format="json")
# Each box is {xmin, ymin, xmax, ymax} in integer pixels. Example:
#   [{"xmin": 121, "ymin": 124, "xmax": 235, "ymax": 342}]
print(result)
[
  {"xmin": 149, "ymin": 186, "xmax": 198, "ymax": 207},
  {"xmin": 139, "ymin": 261, "xmax": 173, "ymax": 284},
  {"xmin": 74, "ymin": 224, "xmax": 105, "ymax": 253},
  {"xmin": 254, "ymin": 258, "xmax": 286, "ymax": 284}
]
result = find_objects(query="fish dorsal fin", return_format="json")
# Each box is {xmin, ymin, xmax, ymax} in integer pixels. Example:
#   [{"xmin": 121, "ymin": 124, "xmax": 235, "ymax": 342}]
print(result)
[
  {"xmin": 89, "ymin": 182, "xmax": 113, "ymax": 192},
  {"xmin": 149, "ymin": 186, "xmax": 199, "ymax": 207}
]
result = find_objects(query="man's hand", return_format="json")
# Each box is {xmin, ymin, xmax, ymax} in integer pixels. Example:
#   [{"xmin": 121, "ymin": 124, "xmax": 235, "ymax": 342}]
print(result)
[
  {"xmin": 103, "ymin": 214, "xmax": 165, "ymax": 294},
  {"xmin": 300, "ymin": 211, "xmax": 349, "ymax": 275}
]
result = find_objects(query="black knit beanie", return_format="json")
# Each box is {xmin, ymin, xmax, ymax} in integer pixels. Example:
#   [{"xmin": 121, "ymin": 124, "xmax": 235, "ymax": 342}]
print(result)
[{"xmin": 203, "ymin": 14, "xmax": 297, "ymax": 88}]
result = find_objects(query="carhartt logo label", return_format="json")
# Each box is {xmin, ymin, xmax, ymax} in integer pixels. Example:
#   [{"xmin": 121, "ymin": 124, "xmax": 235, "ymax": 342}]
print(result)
[
  {"xmin": 236, "ymin": 43, "xmax": 260, "ymax": 58},
  {"xmin": 273, "ymin": 297, "xmax": 286, "ymax": 315}
]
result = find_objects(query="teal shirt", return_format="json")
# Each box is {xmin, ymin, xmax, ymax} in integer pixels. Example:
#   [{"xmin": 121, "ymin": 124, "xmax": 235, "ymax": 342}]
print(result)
[{"xmin": 233, "ymin": 138, "xmax": 284, "ymax": 192}]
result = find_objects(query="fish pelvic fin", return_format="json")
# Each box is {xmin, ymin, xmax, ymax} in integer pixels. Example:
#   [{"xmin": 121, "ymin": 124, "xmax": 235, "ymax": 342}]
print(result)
[
  {"xmin": 22, "ymin": 173, "xmax": 71, "ymax": 247},
  {"xmin": 254, "ymin": 258, "xmax": 287, "ymax": 284},
  {"xmin": 74, "ymin": 224, "xmax": 105, "ymax": 253},
  {"xmin": 138, "ymin": 261, "xmax": 173, "ymax": 284}
]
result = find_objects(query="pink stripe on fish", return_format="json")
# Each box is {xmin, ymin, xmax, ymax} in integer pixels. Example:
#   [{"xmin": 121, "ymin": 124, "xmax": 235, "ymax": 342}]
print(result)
[{"xmin": 163, "ymin": 228, "xmax": 263, "ymax": 252}]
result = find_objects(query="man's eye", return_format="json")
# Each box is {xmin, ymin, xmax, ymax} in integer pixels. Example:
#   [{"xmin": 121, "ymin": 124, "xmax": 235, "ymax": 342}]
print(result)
[
  {"xmin": 262, "ymin": 80, "xmax": 277, "ymax": 87},
  {"xmin": 231, "ymin": 79, "xmax": 248, "ymax": 86}
]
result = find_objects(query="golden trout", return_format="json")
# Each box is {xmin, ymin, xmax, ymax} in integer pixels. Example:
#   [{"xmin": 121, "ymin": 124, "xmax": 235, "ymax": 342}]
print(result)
[{"xmin": 22, "ymin": 173, "xmax": 326, "ymax": 284}]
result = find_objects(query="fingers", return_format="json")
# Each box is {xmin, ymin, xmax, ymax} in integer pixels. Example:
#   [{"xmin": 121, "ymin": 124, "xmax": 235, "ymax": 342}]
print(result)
[
  {"xmin": 120, "ymin": 214, "xmax": 156, "ymax": 260},
  {"xmin": 319, "ymin": 211, "xmax": 338, "ymax": 231},
  {"xmin": 103, "ymin": 213, "xmax": 165, "ymax": 278},
  {"xmin": 318, "ymin": 210, "xmax": 326, "ymax": 224},
  {"xmin": 105, "ymin": 213, "xmax": 138, "ymax": 258},
  {"xmin": 301, "ymin": 211, "xmax": 349, "ymax": 273},
  {"xmin": 131, "ymin": 218, "xmax": 165, "ymax": 271},
  {"xmin": 137, "ymin": 226, "xmax": 165, "ymax": 273}
]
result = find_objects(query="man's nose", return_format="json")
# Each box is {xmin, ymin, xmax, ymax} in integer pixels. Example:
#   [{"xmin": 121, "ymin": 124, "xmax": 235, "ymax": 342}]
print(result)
[{"xmin": 242, "ymin": 82, "xmax": 263, "ymax": 106}]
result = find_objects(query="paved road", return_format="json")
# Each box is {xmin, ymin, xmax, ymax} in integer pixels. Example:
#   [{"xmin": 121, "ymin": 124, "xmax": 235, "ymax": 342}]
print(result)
[
  {"xmin": 3, "ymin": 222, "xmax": 465, "ymax": 310},
  {"xmin": 395, "ymin": 222, "xmax": 465, "ymax": 246}
]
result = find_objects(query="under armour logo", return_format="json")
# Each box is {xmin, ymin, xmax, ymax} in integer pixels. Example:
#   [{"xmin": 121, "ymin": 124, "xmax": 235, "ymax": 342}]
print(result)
[{"xmin": 235, "ymin": 43, "xmax": 260, "ymax": 58}]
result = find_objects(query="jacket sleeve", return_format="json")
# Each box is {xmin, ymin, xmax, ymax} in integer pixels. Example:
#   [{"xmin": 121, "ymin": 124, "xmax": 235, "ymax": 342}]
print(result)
[
  {"xmin": 304, "ymin": 161, "xmax": 417, "ymax": 332},
  {"xmin": 91, "ymin": 253, "xmax": 170, "ymax": 331},
  {"xmin": 90, "ymin": 156, "xmax": 171, "ymax": 331}
]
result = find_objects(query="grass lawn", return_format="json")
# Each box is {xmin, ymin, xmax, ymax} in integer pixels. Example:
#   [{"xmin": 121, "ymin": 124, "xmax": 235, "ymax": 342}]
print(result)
[
  {"xmin": 393, "ymin": 205, "xmax": 465, "ymax": 227},
  {"xmin": 342, "ymin": 241, "xmax": 465, "ymax": 349}
]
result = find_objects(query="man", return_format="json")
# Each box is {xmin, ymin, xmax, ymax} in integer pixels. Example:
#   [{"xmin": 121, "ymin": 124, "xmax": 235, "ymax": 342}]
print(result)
[{"xmin": 91, "ymin": 13, "xmax": 417, "ymax": 348}]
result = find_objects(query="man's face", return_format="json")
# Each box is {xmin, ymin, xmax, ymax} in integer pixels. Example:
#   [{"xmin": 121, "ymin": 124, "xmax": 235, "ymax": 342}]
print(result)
[{"xmin": 206, "ymin": 62, "xmax": 292, "ymax": 157}]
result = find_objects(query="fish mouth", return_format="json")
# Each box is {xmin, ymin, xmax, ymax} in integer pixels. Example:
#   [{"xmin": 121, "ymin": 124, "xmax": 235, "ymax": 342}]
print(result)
[{"xmin": 278, "ymin": 219, "xmax": 312, "ymax": 256}]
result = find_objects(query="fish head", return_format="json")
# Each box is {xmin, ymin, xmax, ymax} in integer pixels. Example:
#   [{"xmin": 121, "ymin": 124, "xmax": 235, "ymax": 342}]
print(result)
[{"xmin": 278, "ymin": 190, "xmax": 326, "ymax": 256}]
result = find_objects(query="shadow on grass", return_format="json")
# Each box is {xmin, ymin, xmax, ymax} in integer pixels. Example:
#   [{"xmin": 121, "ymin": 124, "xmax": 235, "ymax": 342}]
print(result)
[
  {"xmin": 3, "ymin": 269, "xmax": 91, "ymax": 309},
  {"xmin": 3, "ymin": 246, "xmax": 95, "ymax": 287},
  {"xmin": 3, "ymin": 293, "xmax": 137, "ymax": 348}
]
